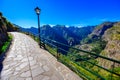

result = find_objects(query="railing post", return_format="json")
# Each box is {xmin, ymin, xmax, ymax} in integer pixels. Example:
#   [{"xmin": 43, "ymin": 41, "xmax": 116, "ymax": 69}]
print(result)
[
  {"xmin": 110, "ymin": 61, "xmax": 115, "ymax": 80},
  {"xmin": 43, "ymin": 41, "xmax": 46, "ymax": 49},
  {"xmin": 56, "ymin": 43, "xmax": 59, "ymax": 60},
  {"xmin": 42, "ymin": 38, "xmax": 46, "ymax": 49},
  {"xmin": 56, "ymin": 46, "xmax": 58, "ymax": 59},
  {"xmin": 33, "ymin": 34, "xmax": 35, "ymax": 40}
]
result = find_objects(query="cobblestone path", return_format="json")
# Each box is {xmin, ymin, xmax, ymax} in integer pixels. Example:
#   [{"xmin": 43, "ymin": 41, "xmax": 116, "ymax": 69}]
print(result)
[{"xmin": 0, "ymin": 32, "xmax": 82, "ymax": 80}]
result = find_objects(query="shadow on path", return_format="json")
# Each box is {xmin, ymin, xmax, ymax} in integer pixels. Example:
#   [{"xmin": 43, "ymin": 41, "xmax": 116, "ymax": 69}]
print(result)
[
  {"xmin": 0, "ymin": 52, "xmax": 6, "ymax": 74},
  {"xmin": 0, "ymin": 41, "xmax": 12, "ymax": 74}
]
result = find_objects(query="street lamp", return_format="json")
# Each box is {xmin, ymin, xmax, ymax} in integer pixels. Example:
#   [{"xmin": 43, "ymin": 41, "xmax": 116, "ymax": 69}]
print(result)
[{"xmin": 35, "ymin": 7, "xmax": 41, "ymax": 48}]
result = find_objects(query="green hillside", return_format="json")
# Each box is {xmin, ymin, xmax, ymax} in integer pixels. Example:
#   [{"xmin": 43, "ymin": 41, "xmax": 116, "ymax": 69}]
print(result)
[{"xmin": 0, "ymin": 12, "xmax": 18, "ymax": 54}]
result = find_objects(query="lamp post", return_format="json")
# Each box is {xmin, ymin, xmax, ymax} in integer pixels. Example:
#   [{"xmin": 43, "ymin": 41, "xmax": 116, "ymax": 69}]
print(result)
[{"xmin": 35, "ymin": 7, "xmax": 41, "ymax": 48}]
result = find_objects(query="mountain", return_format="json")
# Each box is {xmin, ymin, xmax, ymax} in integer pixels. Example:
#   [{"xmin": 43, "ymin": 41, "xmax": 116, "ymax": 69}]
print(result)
[
  {"xmin": 100, "ymin": 22, "xmax": 120, "ymax": 68},
  {"xmin": 18, "ymin": 25, "xmax": 95, "ymax": 46},
  {"xmin": 74, "ymin": 21, "xmax": 120, "ymax": 68},
  {"xmin": 17, "ymin": 24, "xmax": 95, "ymax": 54},
  {"xmin": 90, "ymin": 22, "xmax": 114, "ymax": 37}
]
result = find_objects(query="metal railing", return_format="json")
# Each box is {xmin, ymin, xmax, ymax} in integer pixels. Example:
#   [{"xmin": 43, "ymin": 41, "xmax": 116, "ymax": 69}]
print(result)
[{"xmin": 22, "ymin": 31, "xmax": 120, "ymax": 80}]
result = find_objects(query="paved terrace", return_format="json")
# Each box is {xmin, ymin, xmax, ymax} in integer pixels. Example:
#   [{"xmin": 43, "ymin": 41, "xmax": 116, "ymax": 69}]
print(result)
[{"xmin": 0, "ymin": 32, "xmax": 82, "ymax": 80}]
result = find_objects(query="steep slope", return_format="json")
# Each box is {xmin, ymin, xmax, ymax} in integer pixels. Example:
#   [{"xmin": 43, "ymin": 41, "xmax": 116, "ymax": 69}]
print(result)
[
  {"xmin": 75, "ymin": 21, "xmax": 120, "ymax": 69},
  {"xmin": 100, "ymin": 22, "xmax": 120, "ymax": 68},
  {"xmin": 52, "ymin": 25, "xmax": 95, "ymax": 45},
  {"xmin": 0, "ymin": 12, "xmax": 8, "ymax": 47},
  {"xmin": 90, "ymin": 22, "xmax": 114, "ymax": 37},
  {"xmin": 0, "ymin": 12, "xmax": 18, "ymax": 48},
  {"xmin": 80, "ymin": 22, "xmax": 116, "ymax": 51},
  {"xmin": 77, "ymin": 22, "xmax": 113, "ymax": 53}
]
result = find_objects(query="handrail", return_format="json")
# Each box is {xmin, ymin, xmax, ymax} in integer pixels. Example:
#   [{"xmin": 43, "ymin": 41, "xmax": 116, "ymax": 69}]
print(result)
[
  {"xmin": 44, "ymin": 39, "xmax": 105, "ymax": 79},
  {"xmin": 41, "ymin": 36, "xmax": 120, "ymax": 64},
  {"xmin": 43, "ymin": 37, "xmax": 120, "ymax": 76}
]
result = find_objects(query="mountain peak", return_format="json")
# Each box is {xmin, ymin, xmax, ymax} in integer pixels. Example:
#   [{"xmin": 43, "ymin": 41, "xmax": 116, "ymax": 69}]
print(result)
[{"xmin": 90, "ymin": 22, "xmax": 115, "ymax": 38}]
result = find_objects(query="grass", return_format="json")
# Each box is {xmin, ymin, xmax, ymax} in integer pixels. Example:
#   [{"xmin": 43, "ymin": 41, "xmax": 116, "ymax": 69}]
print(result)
[
  {"xmin": 0, "ymin": 33, "xmax": 12, "ymax": 54},
  {"xmin": 111, "ymin": 34, "xmax": 120, "ymax": 40},
  {"xmin": 45, "ymin": 44, "xmax": 120, "ymax": 80},
  {"xmin": 45, "ymin": 44, "xmax": 104, "ymax": 80}
]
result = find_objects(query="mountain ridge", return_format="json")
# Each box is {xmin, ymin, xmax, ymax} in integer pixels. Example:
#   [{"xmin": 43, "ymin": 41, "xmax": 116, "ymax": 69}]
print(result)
[
  {"xmin": 17, "ymin": 24, "xmax": 95, "ymax": 46},
  {"xmin": 75, "ymin": 21, "xmax": 120, "ymax": 68}
]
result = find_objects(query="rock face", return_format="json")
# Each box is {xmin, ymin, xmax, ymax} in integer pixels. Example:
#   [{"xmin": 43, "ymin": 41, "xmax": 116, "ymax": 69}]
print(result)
[
  {"xmin": 89, "ymin": 22, "xmax": 114, "ymax": 38},
  {"xmin": 0, "ymin": 13, "xmax": 8, "ymax": 47},
  {"xmin": 100, "ymin": 22, "xmax": 120, "ymax": 68},
  {"xmin": 77, "ymin": 21, "xmax": 120, "ymax": 69},
  {"xmin": 90, "ymin": 22, "xmax": 120, "ymax": 68},
  {"xmin": 0, "ymin": 12, "xmax": 18, "ymax": 48}
]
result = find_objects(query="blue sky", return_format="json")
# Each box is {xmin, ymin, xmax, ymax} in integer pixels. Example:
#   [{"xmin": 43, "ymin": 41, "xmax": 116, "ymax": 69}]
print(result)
[{"xmin": 0, "ymin": 0, "xmax": 120, "ymax": 28}]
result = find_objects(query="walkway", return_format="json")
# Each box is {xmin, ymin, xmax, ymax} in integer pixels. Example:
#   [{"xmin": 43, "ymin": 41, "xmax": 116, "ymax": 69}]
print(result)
[{"xmin": 0, "ymin": 32, "xmax": 82, "ymax": 80}]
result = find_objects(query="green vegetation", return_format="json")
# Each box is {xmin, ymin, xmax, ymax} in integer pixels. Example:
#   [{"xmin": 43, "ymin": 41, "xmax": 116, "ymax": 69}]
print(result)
[
  {"xmin": 0, "ymin": 12, "xmax": 18, "ymax": 54},
  {"xmin": 111, "ymin": 32, "xmax": 120, "ymax": 40},
  {"xmin": 107, "ymin": 25, "xmax": 120, "ymax": 41},
  {"xmin": 0, "ymin": 34, "xmax": 12, "ymax": 54},
  {"xmin": 45, "ymin": 45, "xmax": 57, "ymax": 57},
  {"xmin": 93, "ymin": 67, "xmax": 120, "ymax": 80},
  {"xmin": 81, "ymin": 34, "xmax": 107, "ymax": 54},
  {"xmin": 45, "ymin": 45, "xmax": 107, "ymax": 80},
  {"xmin": 81, "ymin": 37, "xmax": 92, "ymax": 44},
  {"xmin": 91, "ymin": 40, "xmax": 107, "ymax": 53}
]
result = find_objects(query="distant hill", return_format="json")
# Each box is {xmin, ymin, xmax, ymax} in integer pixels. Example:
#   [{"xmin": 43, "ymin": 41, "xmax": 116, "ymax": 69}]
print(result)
[
  {"xmin": 17, "ymin": 24, "xmax": 95, "ymax": 46},
  {"xmin": 16, "ymin": 24, "xmax": 95, "ymax": 54}
]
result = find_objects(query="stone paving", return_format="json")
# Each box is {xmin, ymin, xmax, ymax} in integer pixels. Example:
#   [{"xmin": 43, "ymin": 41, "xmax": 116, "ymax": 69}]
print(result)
[{"xmin": 0, "ymin": 32, "xmax": 82, "ymax": 80}]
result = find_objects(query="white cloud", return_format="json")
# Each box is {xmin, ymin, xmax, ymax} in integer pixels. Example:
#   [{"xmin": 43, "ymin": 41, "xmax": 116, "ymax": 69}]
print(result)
[
  {"xmin": 65, "ymin": 25, "xmax": 69, "ymax": 27},
  {"xmin": 100, "ymin": 18, "xmax": 108, "ymax": 21},
  {"xmin": 74, "ymin": 24, "xmax": 84, "ymax": 27},
  {"xmin": 49, "ymin": 24, "xmax": 55, "ymax": 27}
]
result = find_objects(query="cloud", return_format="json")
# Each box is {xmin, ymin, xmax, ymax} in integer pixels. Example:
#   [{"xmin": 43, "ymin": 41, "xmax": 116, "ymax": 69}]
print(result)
[
  {"xmin": 49, "ymin": 24, "xmax": 55, "ymax": 27},
  {"xmin": 65, "ymin": 25, "xmax": 69, "ymax": 27},
  {"xmin": 74, "ymin": 24, "xmax": 86, "ymax": 27},
  {"xmin": 100, "ymin": 18, "xmax": 108, "ymax": 21},
  {"xmin": 41, "ymin": 24, "xmax": 53, "ymax": 26}
]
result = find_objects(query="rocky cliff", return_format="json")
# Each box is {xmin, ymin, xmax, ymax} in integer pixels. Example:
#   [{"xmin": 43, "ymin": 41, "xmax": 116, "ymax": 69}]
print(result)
[
  {"xmin": 99, "ymin": 22, "xmax": 120, "ymax": 68},
  {"xmin": 90, "ymin": 22, "xmax": 114, "ymax": 37},
  {"xmin": 0, "ymin": 12, "xmax": 8, "ymax": 47},
  {"xmin": 77, "ymin": 21, "xmax": 120, "ymax": 69},
  {"xmin": 0, "ymin": 12, "xmax": 18, "ymax": 48},
  {"xmin": 76, "ymin": 22, "xmax": 120, "ymax": 69}
]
